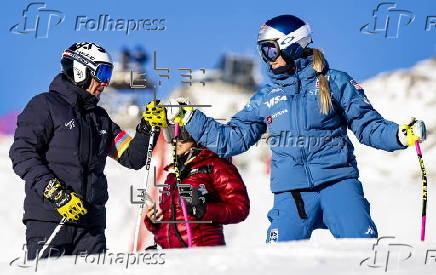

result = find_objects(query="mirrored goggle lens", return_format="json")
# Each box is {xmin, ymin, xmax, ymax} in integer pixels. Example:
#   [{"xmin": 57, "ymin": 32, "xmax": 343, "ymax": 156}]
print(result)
[
  {"xmin": 94, "ymin": 64, "xmax": 113, "ymax": 83},
  {"xmin": 259, "ymin": 42, "xmax": 279, "ymax": 61},
  {"xmin": 163, "ymin": 125, "xmax": 193, "ymax": 143}
]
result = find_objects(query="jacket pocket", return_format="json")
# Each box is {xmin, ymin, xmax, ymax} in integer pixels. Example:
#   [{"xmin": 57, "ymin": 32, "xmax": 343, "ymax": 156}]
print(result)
[
  {"xmin": 267, "ymin": 208, "xmax": 279, "ymax": 223},
  {"xmin": 305, "ymin": 94, "xmax": 339, "ymax": 130},
  {"xmin": 308, "ymin": 143, "xmax": 348, "ymax": 168}
]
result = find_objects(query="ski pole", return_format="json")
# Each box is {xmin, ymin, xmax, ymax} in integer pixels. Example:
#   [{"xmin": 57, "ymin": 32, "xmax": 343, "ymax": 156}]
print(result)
[
  {"xmin": 37, "ymin": 217, "xmax": 66, "ymax": 259},
  {"xmin": 173, "ymin": 123, "xmax": 193, "ymax": 247},
  {"xmin": 133, "ymin": 126, "xmax": 157, "ymax": 252},
  {"xmin": 415, "ymin": 140, "xmax": 428, "ymax": 241}
]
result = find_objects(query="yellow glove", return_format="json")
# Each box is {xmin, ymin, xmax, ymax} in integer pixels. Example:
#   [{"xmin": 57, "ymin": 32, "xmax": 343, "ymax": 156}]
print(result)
[
  {"xmin": 56, "ymin": 192, "xmax": 87, "ymax": 221},
  {"xmin": 166, "ymin": 98, "xmax": 194, "ymax": 126},
  {"xmin": 44, "ymin": 178, "xmax": 88, "ymax": 221},
  {"xmin": 398, "ymin": 117, "xmax": 427, "ymax": 147},
  {"xmin": 142, "ymin": 100, "xmax": 168, "ymax": 128}
]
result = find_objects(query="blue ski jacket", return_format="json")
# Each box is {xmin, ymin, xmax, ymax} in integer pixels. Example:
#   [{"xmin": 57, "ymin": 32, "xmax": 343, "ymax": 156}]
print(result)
[{"xmin": 185, "ymin": 55, "xmax": 406, "ymax": 193}]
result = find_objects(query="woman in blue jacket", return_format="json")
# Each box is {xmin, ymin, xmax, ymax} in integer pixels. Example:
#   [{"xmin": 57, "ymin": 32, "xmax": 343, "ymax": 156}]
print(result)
[{"xmin": 145, "ymin": 15, "xmax": 427, "ymax": 242}]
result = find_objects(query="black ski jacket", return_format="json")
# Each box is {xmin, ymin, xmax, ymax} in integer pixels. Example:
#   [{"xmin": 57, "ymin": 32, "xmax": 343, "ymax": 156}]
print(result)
[{"xmin": 10, "ymin": 73, "xmax": 156, "ymax": 228}]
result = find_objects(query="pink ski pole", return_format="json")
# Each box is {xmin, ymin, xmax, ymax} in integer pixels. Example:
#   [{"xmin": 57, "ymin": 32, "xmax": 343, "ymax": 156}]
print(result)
[
  {"xmin": 174, "ymin": 123, "xmax": 193, "ymax": 247},
  {"xmin": 415, "ymin": 140, "xmax": 428, "ymax": 241}
]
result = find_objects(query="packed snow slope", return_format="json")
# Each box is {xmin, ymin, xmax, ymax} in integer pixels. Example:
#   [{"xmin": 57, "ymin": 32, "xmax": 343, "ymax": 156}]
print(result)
[{"xmin": 1, "ymin": 58, "xmax": 436, "ymax": 274}]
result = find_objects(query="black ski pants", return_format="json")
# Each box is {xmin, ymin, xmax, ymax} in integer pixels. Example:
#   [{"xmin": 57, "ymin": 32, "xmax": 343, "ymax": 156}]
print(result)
[{"xmin": 25, "ymin": 220, "xmax": 106, "ymax": 260}]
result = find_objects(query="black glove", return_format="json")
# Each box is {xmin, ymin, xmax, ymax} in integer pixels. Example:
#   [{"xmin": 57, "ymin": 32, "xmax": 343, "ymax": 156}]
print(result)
[
  {"xmin": 137, "ymin": 118, "xmax": 160, "ymax": 134},
  {"xmin": 185, "ymin": 187, "xmax": 206, "ymax": 219}
]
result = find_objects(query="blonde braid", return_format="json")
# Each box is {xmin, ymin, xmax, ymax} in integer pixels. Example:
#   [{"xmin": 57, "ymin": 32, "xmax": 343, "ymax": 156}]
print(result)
[{"xmin": 311, "ymin": 48, "xmax": 332, "ymax": 114}]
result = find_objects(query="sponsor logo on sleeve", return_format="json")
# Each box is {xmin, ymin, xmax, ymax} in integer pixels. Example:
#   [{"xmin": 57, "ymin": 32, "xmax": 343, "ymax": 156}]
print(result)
[
  {"xmin": 350, "ymin": 79, "xmax": 363, "ymax": 90},
  {"xmin": 271, "ymin": 109, "xmax": 288, "ymax": 119}
]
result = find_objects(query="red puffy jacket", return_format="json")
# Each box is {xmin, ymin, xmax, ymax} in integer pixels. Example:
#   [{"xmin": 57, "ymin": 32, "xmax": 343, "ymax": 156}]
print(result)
[{"xmin": 144, "ymin": 148, "xmax": 250, "ymax": 248}]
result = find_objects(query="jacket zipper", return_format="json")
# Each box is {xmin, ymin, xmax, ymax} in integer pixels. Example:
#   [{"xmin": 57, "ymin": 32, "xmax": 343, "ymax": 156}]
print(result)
[
  {"xmin": 168, "ymin": 183, "xmax": 174, "ymax": 247},
  {"xmin": 77, "ymin": 112, "xmax": 87, "ymax": 200},
  {"xmin": 84, "ymin": 114, "xmax": 93, "ymax": 200},
  {"xmin": 293, "ymin": 74, "xmax": 314, "ymax": 188}
]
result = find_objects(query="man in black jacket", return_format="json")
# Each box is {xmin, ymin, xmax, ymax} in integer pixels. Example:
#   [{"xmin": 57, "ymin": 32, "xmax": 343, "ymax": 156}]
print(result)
[{"xmin": 9, "ymin": 42, "xmax": 164, "ymax": 260}]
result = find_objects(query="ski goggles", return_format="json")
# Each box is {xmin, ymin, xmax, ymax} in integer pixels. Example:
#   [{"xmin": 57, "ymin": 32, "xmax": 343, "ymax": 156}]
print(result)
[
  {"xmin": 91, "ymin": 63, "xmax": 113, "ymax": 84},
  {"xmin": 163, "ymin": 124, "xmax": 194, "ymax": 143},
  {"xmin": 257, "ymin": 40, "xmax": 280, "ymax": 62},
  {"xmin": 62, "ymin": 50, "xmax": 113, "ymax": 83}
]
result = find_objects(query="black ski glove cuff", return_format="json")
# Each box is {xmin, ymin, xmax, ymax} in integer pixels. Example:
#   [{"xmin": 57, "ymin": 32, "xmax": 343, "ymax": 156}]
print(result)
[{"xmin": 136, "ymin": 118, "xmax": 160, "ymax": 135}]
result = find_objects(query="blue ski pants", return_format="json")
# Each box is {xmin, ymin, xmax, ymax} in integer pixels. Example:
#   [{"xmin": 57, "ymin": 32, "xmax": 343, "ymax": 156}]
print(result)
[{"xmin": 266, "ymin": 179, "xmax": 378, "ymax": 242}]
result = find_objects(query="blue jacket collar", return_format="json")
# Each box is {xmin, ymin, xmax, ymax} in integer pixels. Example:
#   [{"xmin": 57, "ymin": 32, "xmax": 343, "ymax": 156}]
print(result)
[{"xmin": 267, "ymin": 54, "xmax": 326, "ymax": 88}]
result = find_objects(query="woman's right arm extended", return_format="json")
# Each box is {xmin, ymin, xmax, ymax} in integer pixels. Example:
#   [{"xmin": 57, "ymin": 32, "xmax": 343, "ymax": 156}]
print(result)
[{"xmin": 184, "ymin": 93, "xmax": 267, "ymax": 158}]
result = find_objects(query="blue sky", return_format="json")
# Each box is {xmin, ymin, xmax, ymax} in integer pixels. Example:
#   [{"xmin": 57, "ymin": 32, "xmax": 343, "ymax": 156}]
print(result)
[{"xmin": 1, "ymin": 0, "xmax": 435, "ymax": 115}]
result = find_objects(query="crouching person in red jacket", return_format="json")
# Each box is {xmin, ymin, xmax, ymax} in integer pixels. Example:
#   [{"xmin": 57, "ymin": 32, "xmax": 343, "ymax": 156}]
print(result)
[{"xmin": 144, "ymin": 126, "xmax": 250, "ymax": 248}]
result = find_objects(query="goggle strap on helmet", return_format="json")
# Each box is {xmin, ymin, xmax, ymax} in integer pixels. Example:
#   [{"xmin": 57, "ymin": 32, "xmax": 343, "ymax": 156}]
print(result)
[{"xmin": 62, "ymin": 50, "xmax": 98, "ymax": 71}]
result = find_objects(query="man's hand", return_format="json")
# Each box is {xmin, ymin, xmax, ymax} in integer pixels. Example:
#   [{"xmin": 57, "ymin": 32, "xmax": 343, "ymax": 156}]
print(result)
[
  {"xmin": 165, "ymin": 98, "xmax": 194, "ymax": 126},
  {"xmin": 142, "ymin": 100, "xmax": 168, "ymax": 128},
  {"xmin": 398, "ymin": 117, "xmax": 427, "ymax": 146},
  {"xmin": 146, "ymin": 204, "xmax": 163, "ymax": 223},
  {"xmin": 43, "ymin": 178, "xmax": 87, "ymax": 221}
]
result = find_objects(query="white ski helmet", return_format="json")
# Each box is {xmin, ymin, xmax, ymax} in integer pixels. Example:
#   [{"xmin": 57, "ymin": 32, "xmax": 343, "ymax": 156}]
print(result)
[
  {"xmin": 257, "ymin": 15, "xmax": 312, "ymax": 63},
  {"xmin": 61, "ymin": 42, "xmax": 113, "ymax": 88}
]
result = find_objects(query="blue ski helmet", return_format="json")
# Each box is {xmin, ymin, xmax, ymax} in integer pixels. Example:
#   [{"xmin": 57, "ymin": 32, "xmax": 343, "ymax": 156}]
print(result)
[{"xmin": 257, "ymin": 15, "xmax": 312, "ymax": 63}]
